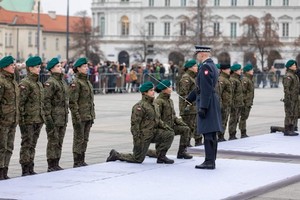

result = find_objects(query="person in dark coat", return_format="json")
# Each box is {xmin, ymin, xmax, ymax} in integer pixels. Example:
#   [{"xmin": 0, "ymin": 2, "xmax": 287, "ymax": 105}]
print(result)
[{"xmin": 187, "ymin": 46, "xmax": 223, "ymax": 169}]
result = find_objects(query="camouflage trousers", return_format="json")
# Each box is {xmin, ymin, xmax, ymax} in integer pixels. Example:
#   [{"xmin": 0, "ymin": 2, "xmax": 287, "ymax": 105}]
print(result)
[
  {"xmin": 19, "ymin": 123, "xmax": 43, "ymax": 164},
  {"xmin": 221, "ymin": 106, "xmax": 230, "ymax": 134},
  {"xmin": 284, "ymin": 101, "xmax": 299, "ymax": 126},
  {"xmin": 173, "ymin": 124, "xmax": 190, "ymax": 146},
  {"xmin": 239, "ymin": 106, "xmax": 252, "ymax": 131},
  {"xmin": 46, "ymin": 125, "xmax": 67, "ymax": 159},
  {"xmin": 72, "ymin": 120, "xmax": 93, "ymax": 154},
  {"xmin": 228, "ymin": 107, "xmax": 242, "ymax": 135},
  {"xmin": 118, "ymin": 128, "xmax": 174, "ymax": 163},
  {"xmin": 181, "ymin": 114, "xmax": 202, "ymax": 140},
  {"xmin": 0, "ymin": 124, "xmax": 16, "ymax": 168}
]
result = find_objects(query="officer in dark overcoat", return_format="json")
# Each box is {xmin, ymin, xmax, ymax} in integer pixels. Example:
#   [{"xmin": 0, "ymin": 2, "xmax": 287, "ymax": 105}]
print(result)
[{"xmin": 187, "ymin": 46, "xmax": 223, "ymax": 169}]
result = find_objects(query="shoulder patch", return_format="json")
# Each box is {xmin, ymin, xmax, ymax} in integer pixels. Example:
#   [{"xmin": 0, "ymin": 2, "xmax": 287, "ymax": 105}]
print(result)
[
  {"xmin": 220, "ymin": 81, "xmax": 223, "ymax": 84},
  {"xmin": 19, "ymin": 85, "xmax": 26, "ymax": 89},
  {"xmin": 71, "ymin": 83, "xmax": 76, "ymax": 87},
  {"xmin": 185, "ymin": 80, "xmax": 189, "ymax": 83},
  {"xmin": 44, "ymin": 82, "xmax": 50, "ymax": 87},
  {"xmin": 287, "ymin": 77, "xmax": 291, "ymax": 80},
  {"xmin": 204, "ymin": 70, "xmax": 209, "ymax": 75},
  {"xmin": 136, "ymin": 106, "xmax": 141, "ymax": 111}
]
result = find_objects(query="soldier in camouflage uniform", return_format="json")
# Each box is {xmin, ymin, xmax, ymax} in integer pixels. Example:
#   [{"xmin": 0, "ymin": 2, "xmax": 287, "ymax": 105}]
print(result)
[
  {"xmin": 44, "ymin": 58, "xmax": 69, "ymax": 172},
  {"xmin": 228, "ymin": 64, "xmax": 244, "ymax": 140},
  {"xmin": 282, "ymin": 60, "xmax": 299, "ymax": 136},
  {"xmin": 239, "ymin": 64, "xmax": 254, "ymax": 138},
  {"xmin": 106, "ymin": 81, "xmax": 175, "ymax": 164},
  {"xmin": 177, "ymin": 59, "xmax": 202, "ymax": 146},
  {"xmin": 69, "ymin": 58, "xmax": 95, "ymax": 168},
  {"xmin": 0, "ymin": 56, "xmax": 19, "ymax": 180},
  {"xmin": 19, "ymin": 56, "xmax": 44, "ymax": 176},
  {"xmin": 147, "ymin": 80, "xmax": 192, "ymax": 159},
  {"xmin": 216, "ymin": 64, "xmax": 232, "ymax": 142}
]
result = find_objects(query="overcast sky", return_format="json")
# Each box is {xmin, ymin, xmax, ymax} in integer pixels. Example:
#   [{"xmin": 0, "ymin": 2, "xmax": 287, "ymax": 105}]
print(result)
[{"xmin": 41, "ymin": 0, "xmax": 92, "ymax": 16}]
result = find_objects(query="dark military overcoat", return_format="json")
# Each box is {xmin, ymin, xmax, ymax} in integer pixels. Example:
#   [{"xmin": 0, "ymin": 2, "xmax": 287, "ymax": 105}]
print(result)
[{"xmin": 196, "ymin": 58, "xmax": 223, "ymax": 134}]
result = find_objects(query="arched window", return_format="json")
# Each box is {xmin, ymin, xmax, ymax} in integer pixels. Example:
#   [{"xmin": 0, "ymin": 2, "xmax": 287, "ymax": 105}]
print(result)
[{"xmin": 121, "ymin": 16, "xmax": 129, "ymax": 36}]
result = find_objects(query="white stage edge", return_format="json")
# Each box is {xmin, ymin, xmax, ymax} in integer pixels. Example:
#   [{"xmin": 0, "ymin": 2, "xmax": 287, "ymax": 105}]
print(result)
[{"xmin": 1, "ymin": 156, "xmax": 300, "ymax": 200}]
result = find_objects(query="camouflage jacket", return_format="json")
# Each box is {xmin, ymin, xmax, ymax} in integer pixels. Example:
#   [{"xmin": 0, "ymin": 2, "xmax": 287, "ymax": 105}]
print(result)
[
  {"xmin": 177, "ymin": 70, "xmax": 197, "ymax": 115},
  {"xmin": 44, "ymin": 72, "xmax": 69, "ymax": 126},
  {"xmin": 283, "ymin": 69, "xmax": 299, "ymax": 103},
  {"xmin": 0, "ymin": 70, "xmax": 19, "ymax": 126},
  {"xmin": 155, "ymin": 93, "xmax": 185, "ymax": 128},
  {"xmin": 230, "ymin": 73, "xmax": 244, "ymax": 107},
  {"xmin": 131, "ymin": 95, "xmax": 168, "ymax": 136},
  {"xmin": 69, "ymin": 73, "xmax": 95, "ymax": 122},
  {"xmin": 242, "ymin": 73, "xmax": 254, "ymax": 107},
  {"xmin": 19, "ymin": 72, "xmax": 44, "ymax": 125},
  {"xmin": 217, "ymin": 71, "xmax": 232, "ymax": 109}
]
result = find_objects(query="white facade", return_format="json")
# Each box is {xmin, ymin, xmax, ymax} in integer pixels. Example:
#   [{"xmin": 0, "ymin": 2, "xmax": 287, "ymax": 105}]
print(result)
[{"xmin": 91, "ymin": 0, "xmax": 300, "ymax": 67}]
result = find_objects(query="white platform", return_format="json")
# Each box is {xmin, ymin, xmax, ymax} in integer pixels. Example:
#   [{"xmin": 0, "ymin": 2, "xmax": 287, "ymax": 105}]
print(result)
[
  {"xmin": 189, "ymin": 133, "xmax": 300, "ymax": 157},
  {"xmin": 1, "ymin": 156, "xmax": 300, "ymax": 200}
]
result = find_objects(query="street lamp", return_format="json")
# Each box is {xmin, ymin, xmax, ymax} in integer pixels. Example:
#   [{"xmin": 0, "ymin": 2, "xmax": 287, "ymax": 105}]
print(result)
[
  {"xmin": 66, "ymin": 0, "xmax": 70, "ymax": 61},
  {"xmin": 37, "ymin": 0, "xmax": 40, "ymax": 56}
]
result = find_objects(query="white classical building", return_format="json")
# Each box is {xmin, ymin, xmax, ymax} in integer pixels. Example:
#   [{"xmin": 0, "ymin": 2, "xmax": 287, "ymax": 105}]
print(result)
[{"xmin": 91, "ymin": 0, "xmax": 300, "ymax": 68}]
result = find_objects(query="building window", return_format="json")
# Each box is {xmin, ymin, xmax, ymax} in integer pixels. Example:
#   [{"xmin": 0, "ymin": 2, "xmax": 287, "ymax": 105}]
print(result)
[
  {"xmin": 55, "ymin": 38, "xmax": 59, "ymax": 50},
  {"xmin": 266, "ymin": 0, "xmax": 272, "ymax": 6},
  {"xmin": 43, "ymin": 37, "xmax": 47, "ymax": 50},
  {"xmin": 164, "ymin": 22, "xmax": 170, "ymax": 36},
  {"xmin": 180, "ymin": 22, "xmax": 186, "ymax": 36},
  {"xmin": 28, "ymin": 32, "xmax": 32, "ymax": 47},
  {"xmin": 282, "ymin": 23, "xmax": 289, "ymax": 37},
  {"xmin": 165, "ymin": 0, "xmax": 170, "ymax": 6},
  {"xmin": 283, "ymin": 0, "xmax": 289, "ymax": 6},
  {"xmin": 121, "ymin": 0, "xmax": 129, "ymax": 2},
  {"xmin": 181, "ymin": 0, "xmax": 186, "ymax": 6},
  {"xmin": 121, "ymin": 16, "xmax": 129, "ymax": 36},
  {"xmin": 149, "ymin": 0, "xmax": 154, "ymax": 6},
  {"xmin": 213, "ymin": 22, "xmax": 220, "ymax": 37},
  {"xmin": 247, "ymin": 25, "xmax": 255, "ymax": 38},
  {"xmin": 214, "ymin": 0, "xmax": 220, "ymax": 6},
  {"xmin": 231, "ymin": 0, "xmax": 237, "ymax": 6},
  {"xmin": 147, "ymin": 44, "xmax": 154, "ymax": 54},
  {"xmin": 5, "ymin": 33, "xmax": 8, "ymax": 47},
  {"xmin": 230, "ymin": 22, "xmax": 237, "ymax": 38},
  {"xmin": 9, "ymin": 33, "xmax": 12, "ymax": 47},
  {"xmin": 100, "ymin": 16, "xmax": 105, "ymax": 36},
  {"xmin": 35, "ymin": 32, "xmax": 38, "ymax": 47},
  {"xmin": 248, "ymin": 0, "xmax": 254, "ymax": 6},
  {"xmin": 148, "ymin": 22, "xmax": 154, "ymax": 36}
]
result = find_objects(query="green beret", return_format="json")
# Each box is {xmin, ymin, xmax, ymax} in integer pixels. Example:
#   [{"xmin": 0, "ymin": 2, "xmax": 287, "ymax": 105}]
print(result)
[
  {"xmin": 285, "ymin": 59, "xmax": 297, "ymax": 68},
  {"xmin": 231, "ymin": 63, "xmax": 242, "ymax": 71},
  {"xmin": 243, "ymin": 64, "xmax": 253, "ymax": 72},
  {"xmin": 74, "ymin": 57, "xmax": 88, "ymax": 68},
  {"xmin": 46, "ymin": 58, "xmax": 59, "ymax": 71},
  {"xmin": 0, "ymin": 56, "xmax": 15, "ymax": 69},
  {"xmin": 140, "ymin": 81, "xmax": 154, "ymax": 93},
  {"xmin": 215, "ymin": 64, "xmax": 220, "ymax": 69},
  {"xmin": 26, "ymin": 56, "xmax": 42, "ymax": 67},
  {"xmin": 184, "ymin": 59, "xmax": 197, "ymax": 68},
  {"xmin": 155, "ymin": 80, "xmax": 171, "ymax": 92}
]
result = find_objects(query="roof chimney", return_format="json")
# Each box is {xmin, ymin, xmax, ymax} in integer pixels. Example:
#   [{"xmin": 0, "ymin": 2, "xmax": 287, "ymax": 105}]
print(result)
[{"xmin": 48, "ymin": 11, "xmax": 56, "ymax": 19}]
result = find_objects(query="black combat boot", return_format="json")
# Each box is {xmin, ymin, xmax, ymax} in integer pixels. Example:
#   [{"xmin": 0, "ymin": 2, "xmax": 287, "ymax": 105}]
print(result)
[
  {"xmin": 195, "ymin": 138, "xmax": 203, "ymax": 146},
  {"xmin": 228, "ymin": 132, "xmax": 237, "ymax": 140},
  {"xmin": 284, "ymin": 125, "xmax": 299, "ymax": 136},
  {"xmin": 29, "ymin": 162, "xmax": 37, "ymax": 175},
  {"xmin": 217, "ymin": 132, "xmax": 226, "ymax": 142},
  {"xmin": 0, "ymin": 168, "xmax": 5, "ymax": 180},
  {"xmin": 81, "ymin": 153, "xmax": 88, "ymax": 166},
  {"xmin": 73, "ymin": 153, "xmax": 82, "ymax": 167},
  {"xmin": 241, "ymin": 129, "xmax": 249, "ymax": 138},
  {"xmin": 54, "ymin": 158, "xmax": 64, "ymax": 170},
  {"xmin": 21, "ymin": 164, "xmax": 30, "ymax": 176},
  {"xmin": 270, "ymin": 126, "xmax": 284, "ymax": 133},
  {"xmin": 195, "ymin": 139, "xmax": 216, "ymax": 170},
  {"xmin": 146, "ymin": 149, "xmax": 157, "ymax": 158},
  {"xmin": 157, "ymin": 151, "xmax": 174, "ymax": 164},
  {"xmin": 3, "ymin": 167, "xmax": 9, "ymax": 179},
  {"xmin": 47, "ymin": 159, "xmax": 56, "ymax": 172},
  {"xmin": 177, "ymin": 145, "xmax": 193, "ymax": 159},
  {"xmin": 106, "ymin": 149, "xmax": 120, "ymax": 162}
]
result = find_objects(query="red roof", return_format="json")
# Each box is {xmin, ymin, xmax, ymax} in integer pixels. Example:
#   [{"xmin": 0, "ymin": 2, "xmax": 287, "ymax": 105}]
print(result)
[{"xmin": 0, "ymin": 6, "xmax": 91, "ymax": 33}]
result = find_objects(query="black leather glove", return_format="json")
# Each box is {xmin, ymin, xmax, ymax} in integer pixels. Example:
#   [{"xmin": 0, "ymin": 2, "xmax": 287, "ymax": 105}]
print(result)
[{"xmin": 198, "ymin": 108, "xmax": 207, "ymax": 118}]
